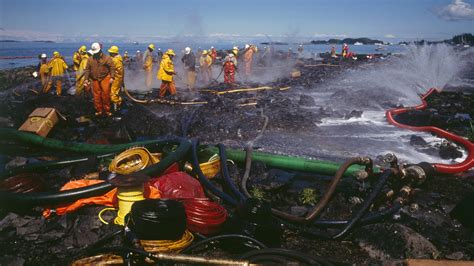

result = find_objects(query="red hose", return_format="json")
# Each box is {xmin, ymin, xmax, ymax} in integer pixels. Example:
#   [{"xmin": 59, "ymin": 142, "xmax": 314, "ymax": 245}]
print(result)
[
  {"xmin": 181, "ymin": 198, "xmax": 227, "ymax": 235},
  {"xmin": 386, "ymin": 88, "xmax": 474, "ymax": 174}
]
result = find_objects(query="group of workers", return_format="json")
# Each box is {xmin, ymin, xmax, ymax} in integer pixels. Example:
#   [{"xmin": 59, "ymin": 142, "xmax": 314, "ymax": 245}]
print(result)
[{"xmin": 35, "ymin": 42, "xmax": 261, "ymax": 117}]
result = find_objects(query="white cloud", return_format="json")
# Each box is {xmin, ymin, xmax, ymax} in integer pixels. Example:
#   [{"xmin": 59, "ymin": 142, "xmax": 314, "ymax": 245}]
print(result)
[
  {"xmin": 385, "ymin": 34, "xmax": 396, "ymax": 38},
  {"xmin": 313, "ymin": 33, "xmax": 348, "ymax": 38},
  {"xmin": 435, "ymin": 0, "xmax": 474, "ymax": 21},
  {"xmin": 0, "ymin": 28, "xmax": 64, "ymax": 41}
]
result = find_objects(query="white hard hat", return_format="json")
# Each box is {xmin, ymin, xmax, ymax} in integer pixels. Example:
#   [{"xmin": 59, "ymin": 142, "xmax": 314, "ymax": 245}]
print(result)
[
  {"xmin": 91, "ymin": 42, "xmax": 101, "ymax": 54},
  {"xmin": 185, "ymin": 47, "xmax": 191, "ymax": 54},
  {"xmin": 210, "ymin": 46, "xmax": 214, "ymax": 49},
  {"xmin": 245, "ymin": 44, "xmax": 250, "ymax": 49},
  {"xmin": 233, "ymin": 46, "xmax": 238, "ymax": 50},
  {"xmin": 136, "ymin": 50, "xmax": 140, "ymax": 53},
  {"xmin": 228, "ymin": 53, "xmax": 234, "ymax": 58},
  {"xmin": 40, "ymin": 53, "xmax": 47, "ymax": 58}
]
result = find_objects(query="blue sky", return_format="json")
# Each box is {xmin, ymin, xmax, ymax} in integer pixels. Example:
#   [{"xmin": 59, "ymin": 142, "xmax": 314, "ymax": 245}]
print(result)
[{"xmin": 0, "ymin": 0, "xmax": 473, "ymax": 41}]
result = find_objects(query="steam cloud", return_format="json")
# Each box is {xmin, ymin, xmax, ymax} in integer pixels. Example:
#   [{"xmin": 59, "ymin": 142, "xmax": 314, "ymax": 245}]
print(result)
[{"xmin": 435, "ymin": 0, "xmax": 474, "ymax": 21}]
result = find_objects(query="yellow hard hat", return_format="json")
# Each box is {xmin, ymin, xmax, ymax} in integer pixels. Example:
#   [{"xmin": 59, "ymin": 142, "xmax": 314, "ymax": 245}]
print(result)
[
  {"xmin": 79, "ymin": 45, "xmax": 87, "ymax": 52},
  {"xmin": 108, "ymin": 45, "xmax": 119, "ymax": 54},
  {"xmin": 148, "ymin": 44, "xmax": 155, "ymax": 50},
  {"xmin": 53, "ymin": 51, "xmax": 60, "ymax": 56},
  {"xmin": 166, "ymin": 49, "xmax": 175, "ymax": 56},
  {"xmin": 202, "ymin": 50, "xmax": 208, "ymax": 55}
]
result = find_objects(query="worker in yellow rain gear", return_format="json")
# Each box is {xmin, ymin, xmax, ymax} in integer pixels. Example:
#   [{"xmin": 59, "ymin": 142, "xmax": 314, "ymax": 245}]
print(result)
[
  {"xmin": 73, "ymin": 46, "xmax": 86, "ymax": 92},
  {"xmin": 157, "ymin": 49, "xmax": 177, "ymax": 97},
  {"xmin": 38, "ymin": 53, "xmax": 50, "ymax": 89},
  {"xmin": 75, "ymin": 50, "xmax": 89, "ymax": 96},
  {"xmin": 44, "ymin": 51, "xmax": 68, "ymax": 95},
  {"xmin": 199, "ymin": 50, "xmax": 212, "ymax": 84},
  {"xmin": 143, "ymin": 44, "xmax": 155, "ymax": 88},
  {"xmin": 108, "ymin": 45, "xmax": 124, "ymax": 111}
]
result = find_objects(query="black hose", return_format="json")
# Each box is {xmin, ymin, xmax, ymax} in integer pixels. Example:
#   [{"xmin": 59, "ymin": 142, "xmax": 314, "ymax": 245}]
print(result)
[
  {"xmin": 0, "ymin": 153, "xmax": 116, "ymax": 180},
  {"xmin": 312, "ymin": 201, "xmax": 402, "ymax": 228},
  {"xmin": 126, "ymin": 199, "xmax": 187, "ymax": 240},
  {"xmin": 0, "ymin": 138, "xmax": 191, "ymax": 208},
  {"xmin": 191, "ymin": 139, "xmax": 238, "ymax": 206},
  {"xmin": 332, "ymin": 169, "xmax": 393, "ymax": 239},
  {"xmin": 239, "ymin": 248, "xmax": 335, "ymax": 265},
  {"xmin": 218, "ymin": 143, "xmax": 246, "ymax": 203},
  {"xmin": 181, "ymin": 234, "xmax": 267, "ymax": 254},
  {"xmin": 288, "ymin": 169, "xmax": 395, "ymax": 239},
  {"xmin": 241, "ymin": 145, "xmax": 252, "ymax": 199}
]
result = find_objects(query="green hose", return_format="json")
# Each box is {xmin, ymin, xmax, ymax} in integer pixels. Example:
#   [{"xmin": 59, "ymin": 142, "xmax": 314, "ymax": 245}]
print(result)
[
  {"xmin": 0, "ymin": 128, "xmax": 167, "ymax": 155},
  {"xmin": 202, "ymin": 147, "xmax": 379, "ymax": 177}
]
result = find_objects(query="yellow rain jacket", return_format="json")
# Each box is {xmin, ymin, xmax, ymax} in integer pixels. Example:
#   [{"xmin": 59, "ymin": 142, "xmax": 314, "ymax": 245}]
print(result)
[
  {"xmin": 39, "ymin": 63, "xmax": 50, "ymax": 85},
  {"xmin": 143, "ymin": 51, "xmax": 153, "ymax": 71},
  {"xmin": 48, "ymin": 56, "xmax": 68, "ymax": 77},
  {"xmin": 199, "ymin": 55, "xmax": 212, "ymax": 68},
  {"xmin": 112, "ymin": 55, "xmax": 124, "ymax": 80},
  {"xmin": 157, "ymin": 54, "xmax": 174, "ymax": 82},
  {"xmin": 73, "ymin": 51, "xmax": 81, "ymax": 71}
]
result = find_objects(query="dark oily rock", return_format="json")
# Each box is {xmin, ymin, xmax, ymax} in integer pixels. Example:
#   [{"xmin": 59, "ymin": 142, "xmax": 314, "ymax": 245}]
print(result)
[
  {"xmin": 410, "ymin": 135, "xmax": 428, "ymax": 146},
  {"xmin": 298, "ymin": 94, "xmax": 316, "ymax": 106},
  {"xmin": 450, "ymin": 192, "xmax": 474, "ymax": 230},
  {"xmin": 345, "ymin": 110, "xmax": 363, "ymax": 119},
  {"xmin": 0, "ymin": 255, "xmax": 25, "ymax": 266},
  {"xmin": 253, "ymin": 169, "xmax": 294, "ymax": 191},
  {"xmin": 439, "ymin": 143, "xmax": 463, "ymax": 160},
  {"xmin": 454, "ymin": 113, "xmax": 471, "ymax": 121},
  {"xmin": 445, "ymin": 251, "xmax": 467, "ymax": 260},
  {"xmin": 5, "ymin": 157, "xmax": 28, "ymax": 169},
  {"xmin": 0, "ymin": 116, "xmax": 14, "ymax": 127},
  {"xmin": 355, "ymin": 223, "xmax": 440, "ymax": 260},
  {"xmin": 290, "ymin": 206, "xmax": 308, "ymax": 216}
]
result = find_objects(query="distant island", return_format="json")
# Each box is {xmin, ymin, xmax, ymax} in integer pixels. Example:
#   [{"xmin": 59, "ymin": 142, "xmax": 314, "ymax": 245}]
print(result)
[
  {"xmin": 260, "ymin": 42, "xmax": 288, "ymax": 45},
  {"xmin": 308, "ymin": 38, "xmax": 385, "ymax": 45},
  {"xmin": 0, "ymin": 40, "xmax": 55, "ymax": 43},
  {"xmin": 402, "ymin": 33, "xmax": 473, "ymax": 46}
]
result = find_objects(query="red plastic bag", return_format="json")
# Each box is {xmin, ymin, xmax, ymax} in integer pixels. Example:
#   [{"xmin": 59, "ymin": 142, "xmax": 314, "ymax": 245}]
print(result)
[{"xmin": 151, "ymin": 172, "xmax": 205, "ymax": 199}]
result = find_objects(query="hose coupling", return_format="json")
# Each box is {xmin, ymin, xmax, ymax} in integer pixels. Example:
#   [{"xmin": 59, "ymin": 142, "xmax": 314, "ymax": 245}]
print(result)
[{"xmin": 401, "ymin": 163, "xmax": 429, "ymax": 185}]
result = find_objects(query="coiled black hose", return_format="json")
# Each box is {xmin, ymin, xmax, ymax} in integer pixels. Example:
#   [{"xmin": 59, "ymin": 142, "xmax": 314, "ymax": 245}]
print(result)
[
  {"xmin": 191, "ymin": 139, "xmax": 238, "ymax": 206},
  {"xmin": 0, "ymin": 138, "xmax": 191, "ymax": 207},
  {"xmin": 218, "ymin": 143, "xmax": 246, "ymax": 203},
  {"xmin": 126, "ymin": 199, "xmax": 187, "ymax": 240}
]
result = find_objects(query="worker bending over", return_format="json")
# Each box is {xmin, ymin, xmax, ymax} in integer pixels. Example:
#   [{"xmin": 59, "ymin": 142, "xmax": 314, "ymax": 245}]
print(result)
[{"xmin": 45, "ymin": 51, "xmax": 68, "ymax": 95}]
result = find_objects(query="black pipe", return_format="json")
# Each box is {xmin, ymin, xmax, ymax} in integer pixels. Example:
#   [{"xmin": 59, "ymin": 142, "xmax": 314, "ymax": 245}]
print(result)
[
  {"xmin": 181, "ymin": 234, "xmax": 267, "ymax": 254},
  {"xmin": 218, "ymin": 143, "xmax": 246, "ymax": 203},
  {"xmin": 332, "ymin": 169, "xmax": 393, "ymax": 239},
  {"xmin": 286, "ymin": 169, "xmax": 395, "ymax": 239},
  {"xmin": 191, "ymin": 139, "xmax": 238, "ymax": 206},
  {"xmin": 0, "ymin": 138, "xmax": 191, "ymax": 208}
]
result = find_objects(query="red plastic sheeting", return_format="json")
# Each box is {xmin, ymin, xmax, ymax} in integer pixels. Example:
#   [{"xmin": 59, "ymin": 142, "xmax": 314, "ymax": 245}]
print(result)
[
  {"xmin": 386, "ymin": 88, "xmax": 474, "ymax": 174},
  {"xmin": 151, "ymin": 171, "xmax": 205, "ymax": 198},
  {"xmin": 151, "ymin": 172, "xmax": 227, "ymax": 235}
]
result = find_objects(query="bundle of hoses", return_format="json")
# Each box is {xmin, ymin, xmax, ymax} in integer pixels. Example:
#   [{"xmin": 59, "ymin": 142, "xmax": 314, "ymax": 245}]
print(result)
[
  {"xmin": 108, "ymin": 147, "xmax": 160, "ymax": 174},
  {"xmin": 180, "ymin": 198, "xmax": 227, "ymax": 235},
  {"xmin": 0, "ymin": 137, "xmax": 191, "ymax": 207},
  {"xmin": 126, "ymin": 199, "xmax": 194, "ymax": 253}
]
